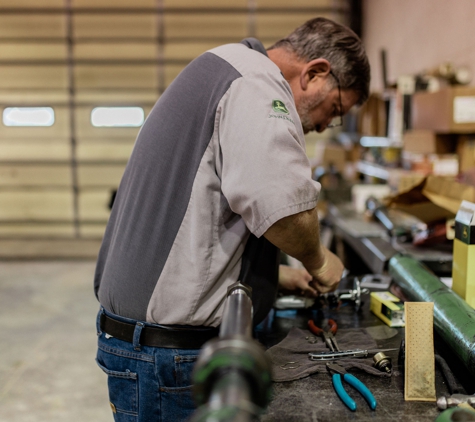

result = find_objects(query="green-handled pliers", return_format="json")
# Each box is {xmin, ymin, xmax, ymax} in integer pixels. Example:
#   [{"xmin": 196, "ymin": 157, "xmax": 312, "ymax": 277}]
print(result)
[{"xmin": 326, "ymin": 363, "xmax": 377, "ymax": 411}]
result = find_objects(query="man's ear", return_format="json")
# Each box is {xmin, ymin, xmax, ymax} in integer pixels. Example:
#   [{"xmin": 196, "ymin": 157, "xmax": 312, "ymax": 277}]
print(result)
[{"xmin": 300, "ymin": 58, "xmax": 331, "ymax": 91}]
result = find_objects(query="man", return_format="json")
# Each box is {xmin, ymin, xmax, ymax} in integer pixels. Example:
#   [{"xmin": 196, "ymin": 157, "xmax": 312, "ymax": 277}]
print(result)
[{"xmin": 94, "ymin": 17, "xmax": 370, "ymax": 421}]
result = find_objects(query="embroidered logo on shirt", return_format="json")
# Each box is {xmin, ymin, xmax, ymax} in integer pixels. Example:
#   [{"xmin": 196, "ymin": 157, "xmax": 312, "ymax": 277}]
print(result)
[{"xmin": 272, "ymin": 100, "xmax": 290, "ymax": 114}]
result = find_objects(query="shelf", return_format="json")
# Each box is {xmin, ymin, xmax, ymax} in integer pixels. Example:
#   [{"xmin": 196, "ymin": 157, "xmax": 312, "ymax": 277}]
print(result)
[
  {"xmin": 356, "ymin": 160, "xmax": 412, "ymax": 181},
  {"xmin": 360, "ymin": 136, "xmax": 403, "ymax": 148}
]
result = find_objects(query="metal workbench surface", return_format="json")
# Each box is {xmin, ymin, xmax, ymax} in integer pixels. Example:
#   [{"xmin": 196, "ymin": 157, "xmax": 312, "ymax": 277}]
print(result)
[{"xmin": 256, "ymin": 294, "xmax": 473, "ymax": 422}]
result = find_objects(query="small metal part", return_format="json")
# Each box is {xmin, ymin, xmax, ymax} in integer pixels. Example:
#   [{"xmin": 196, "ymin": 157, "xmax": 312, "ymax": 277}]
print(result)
[
  {"xmin": 373, "ymin": 352, "xmax": 392, "ymax": 373},
  {"xmin": 280, "ymin": 361, "xmax": 300, "ymax": 370},
  {"xmin": 360, "ymin": 274, "xmax": 392, "ymax": 291},
  {"xmin": 305, "ymin": 336, "xmax": 318, "ymax": 344},
  {"xmin": 308, "ymin": 348, "xmax": 398, "ymax": 361},
  {"xmin": 437, "ymin": 394, "xmax": 475, "ymax": 410},
  {"xmin": 337, "ymin": 277, "xmax": 370, "ymax": 312},
  {"xmin": 274, "ymin": 295, "xmax": 315, "ymax": 309}
]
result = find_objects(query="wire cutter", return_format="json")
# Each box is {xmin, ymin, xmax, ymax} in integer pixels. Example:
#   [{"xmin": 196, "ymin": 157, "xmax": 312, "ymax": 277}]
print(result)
[
  {"xmin": 326, "ymin": 362, "xmax": 377, "ymax": 411},
  {"xmin": 307, "ymin": 318, "xmax": 340, "ymax": 352}
]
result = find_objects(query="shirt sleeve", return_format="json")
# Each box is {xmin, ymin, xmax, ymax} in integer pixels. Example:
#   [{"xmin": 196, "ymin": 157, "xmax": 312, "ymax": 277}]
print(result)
[{"xmin": 218, "ymin": 70, "xmax": 321, "ymax": 238}]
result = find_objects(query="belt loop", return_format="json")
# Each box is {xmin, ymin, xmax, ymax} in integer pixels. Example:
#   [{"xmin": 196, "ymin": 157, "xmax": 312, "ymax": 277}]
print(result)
[
  {"xmin": 133, "ymin": 322, "xmax": 145, "ymax": 351},
  {"xmin": 96, "ymin": 307, "xmax": 104, "ymax": 336}
]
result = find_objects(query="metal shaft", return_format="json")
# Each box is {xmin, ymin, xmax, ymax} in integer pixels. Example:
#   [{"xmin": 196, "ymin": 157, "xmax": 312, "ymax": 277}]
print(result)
[
  {"xmin": 190, "ymin": 282, "xmax": 272, "ymax": 422},
  {"xmin": 219, "ymin": 288, "xmax": 253, "ymax": 339}
]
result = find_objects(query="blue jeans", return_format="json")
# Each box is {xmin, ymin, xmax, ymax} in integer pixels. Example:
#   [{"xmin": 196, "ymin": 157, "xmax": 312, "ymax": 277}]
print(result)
[{"xmin": 96, "ymin": 308, "xmax": 200, "ymax": 422}]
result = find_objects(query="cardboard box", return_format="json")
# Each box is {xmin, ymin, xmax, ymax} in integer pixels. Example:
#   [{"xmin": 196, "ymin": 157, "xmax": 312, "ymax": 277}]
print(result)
[
  {"xmin": 412, "ymin": 87, "xmax": 475, "ymax": 133},
  {"xmin": 457, "ymin": 135, "xmax": 475, "ymax": 172},
  {"xmin": 387, "ymin": 175, "xmax": 475, "ymax": 224},
  {"xmin": 401, "ymin": 151, "xmax": 459, "ymax": 176},
  {"xmin": 452, "ymin": 200, "xmax": 475, "ymax": 308},
  {"xmin": 370, "ymin": 291, "xmax": 405, "ymax": 327},
  {"xmin": 403, "ymin": 130, "xmax": 457, "ymax": 154}
]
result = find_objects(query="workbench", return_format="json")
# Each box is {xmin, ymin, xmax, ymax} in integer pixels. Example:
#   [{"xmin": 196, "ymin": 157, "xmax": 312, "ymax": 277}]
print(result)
[{"xmin": 257, "ymin": 294, "xmax": 474, "ymax": 422}]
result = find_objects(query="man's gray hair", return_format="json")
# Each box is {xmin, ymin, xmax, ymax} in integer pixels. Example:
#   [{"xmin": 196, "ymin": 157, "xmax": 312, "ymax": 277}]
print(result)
[{"xmin": 268, "ymin": 17, "xmax": 370, "ymax": 105}]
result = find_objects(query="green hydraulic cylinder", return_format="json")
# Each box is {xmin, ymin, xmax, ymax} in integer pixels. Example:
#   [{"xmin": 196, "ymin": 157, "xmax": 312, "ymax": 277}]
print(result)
[{"xmin": 389, "ymin": 254, "xmax": 475, "ymax": 377}]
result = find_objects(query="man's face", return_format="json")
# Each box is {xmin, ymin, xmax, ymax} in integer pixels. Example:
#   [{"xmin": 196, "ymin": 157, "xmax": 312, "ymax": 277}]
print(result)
[{"xmin": 296, "ymin": 79, "xmax": 359, "ymax": 134}]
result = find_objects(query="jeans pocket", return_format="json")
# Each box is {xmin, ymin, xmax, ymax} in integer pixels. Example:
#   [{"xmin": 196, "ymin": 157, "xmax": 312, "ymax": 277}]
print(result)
[
  {"xmin": 96, "ymin": 358, "xmax": 138, "ymax": 422},
  {"xmin": 173, "ymin": 354, "xmax": 199, "ymax": 387},
  {"xmin": 158, "ymin": 353, "xmax": 199, "ymax": 421},
  {"xmin": 160, "ymin": 387, "xmax": 196, "ymax": 422}
]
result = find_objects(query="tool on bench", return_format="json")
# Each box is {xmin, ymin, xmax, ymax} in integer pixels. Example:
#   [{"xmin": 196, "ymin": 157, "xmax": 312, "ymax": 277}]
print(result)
[
  {"xmin": 309, "ymin": 347, "xmax": 398, "ymax": 361},
  {"xmin": 326, "ymin": 362, "xmax": 377, "ymax": 411},
  {"xmin": 437, "ymin": 393, "xmax": 475, "ymax": 410},
  {"xmin": 307, "ymin": 318, "xmax": 340, "ymax": 351},
  {"xmin": 373, "ymin": 352, "xmax": 392, "ymax": 373}
]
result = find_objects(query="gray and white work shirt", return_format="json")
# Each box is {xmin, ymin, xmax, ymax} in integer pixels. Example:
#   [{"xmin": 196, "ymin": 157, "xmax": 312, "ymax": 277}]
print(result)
[{"xmin": 94, "ymin": 38, "xmax": 321, "ymax": 327}]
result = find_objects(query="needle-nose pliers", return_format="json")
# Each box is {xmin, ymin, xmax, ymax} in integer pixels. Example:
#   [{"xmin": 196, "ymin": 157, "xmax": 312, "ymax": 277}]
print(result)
[
  {"xmin": 326, "ymin": 362, "xmax": 377, "ymax": 411},
  {"xmin": 308, "ymin": 318, "xmax": 340, "ymax": 351}
]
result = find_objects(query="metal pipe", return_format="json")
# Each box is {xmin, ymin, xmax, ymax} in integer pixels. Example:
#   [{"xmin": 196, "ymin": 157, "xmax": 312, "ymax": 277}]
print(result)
[
  {"xmin": 219, "ymin": 288, "xmax": 253, "ymax": 339},
  {"xmin": 389, "ymin": 254, "xmax": 475, "ymax": 377},
  {"xmin": 190, "ymin": 282, "xmax": 272, "ymax": 422}
]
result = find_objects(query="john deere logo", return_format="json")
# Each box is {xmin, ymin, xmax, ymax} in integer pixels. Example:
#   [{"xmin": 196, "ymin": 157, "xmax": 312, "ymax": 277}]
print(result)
[{"xmin": 272, "ymin": 100, "xmax": 289, "ymax": 114}]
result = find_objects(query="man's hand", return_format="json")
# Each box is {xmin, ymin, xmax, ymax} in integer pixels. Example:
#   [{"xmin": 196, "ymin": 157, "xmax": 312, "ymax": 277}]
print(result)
[
  {"xmin": 307, "ymin": 246, "xmax": 344, "ymax": 294},
  {"xmin": 264, "ymin": 207, "xmax": 344, "ymax": 295},
  {"xmin": 278, "ymin": 265, "xmax": 317, "ymax": 297}
]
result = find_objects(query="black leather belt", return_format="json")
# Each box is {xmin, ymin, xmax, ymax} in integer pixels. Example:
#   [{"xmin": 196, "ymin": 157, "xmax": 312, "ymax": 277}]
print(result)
[{"xmin": 100, "ymin": 313, "xmax": 219, "ymax": 349}]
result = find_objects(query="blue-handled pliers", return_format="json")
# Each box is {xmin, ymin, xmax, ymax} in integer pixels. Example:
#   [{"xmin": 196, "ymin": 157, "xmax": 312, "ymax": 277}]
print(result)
[{"xmin": 326, "ymin": 363, "xmax": 377, "ymax": 411}]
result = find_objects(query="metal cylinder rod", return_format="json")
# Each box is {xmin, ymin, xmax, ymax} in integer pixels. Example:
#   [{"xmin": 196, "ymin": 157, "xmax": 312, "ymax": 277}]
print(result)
[
  {"xmin": 190, "ymin": 281, "xmax": 272, "ymax": 422},
  {"xmin": 219, "ymin": 287, "xmax": 253, "ymax": 339},
  {"xmin": 207, "ymin": 371, "xmax": 254, "ymax": 413}
]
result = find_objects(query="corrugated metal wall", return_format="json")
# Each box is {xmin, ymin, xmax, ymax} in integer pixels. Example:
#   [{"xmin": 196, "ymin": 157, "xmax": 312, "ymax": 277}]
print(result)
[{"xmin": 0, "ymin": 0, "xmax": 350, "ymax": 242}]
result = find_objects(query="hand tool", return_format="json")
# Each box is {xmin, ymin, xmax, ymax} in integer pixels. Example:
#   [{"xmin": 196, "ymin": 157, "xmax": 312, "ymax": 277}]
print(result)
[
  {"xmin": 437, "ymin": 393, "xmax": 475, "ymax": 410},
  {"xmin": 308, "ymin": 348, "xmax": 398, "ymax": 361},
  {"xmin": 307, "ymin": 319, "xmax": 340, "ymax": 352},
  {"xmin": 326, "ymin": 362, "xmax": 377, "ymax": 411}
]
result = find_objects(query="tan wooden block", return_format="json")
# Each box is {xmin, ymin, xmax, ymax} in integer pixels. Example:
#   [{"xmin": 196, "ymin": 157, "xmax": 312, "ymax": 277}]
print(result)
[
  {"xmin": 73, "ymin": 14, "xmax": 156, "ymax": 38},
  {"xmin": 77, "ymin": 164, "xmax": 126, "ymax": 188},
  {"xmin": 0, "ymin": 107, "xmax": 70, "ymax": 139},
  {"xmin": 0, "ymin": 190, "xmax": 74, "ymax": 220},
  {"xmin": 0, "ymin": 165, "xmax": 71, "ymax": 187},
  {"xmin": 74, "ymin": 65, "xmax": 157, "ymax": 89},
  {"xmin": 0, "ymin": 15, "xmax": 65, "ymax": 38},
  {"xmin": 76, "ymin": 142, "xmax": 134, "ymax": 162},
  {"xmin": 75, "ymin": 43, "xmax": 157, "ymax": 60},
  {"xmin": 78, "ymin": 189, "xmax": 113, "ymax": 221},
  {"xmin": 164, "ymin": 14, "xmax": 247, "ymax": 38},
  {"xmin": 0, "ymin": 66, "xmax": 68, "ymax": 89}
]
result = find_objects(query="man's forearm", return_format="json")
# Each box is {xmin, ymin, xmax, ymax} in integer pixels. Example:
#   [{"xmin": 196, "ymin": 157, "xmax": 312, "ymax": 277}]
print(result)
[
  {"xmin": 263, "ymin": 206, "xmax": 344, "ymax": 293},
  {"xmin": 263, "ymin": 207, "xmax": 324, "ymax": 272}
]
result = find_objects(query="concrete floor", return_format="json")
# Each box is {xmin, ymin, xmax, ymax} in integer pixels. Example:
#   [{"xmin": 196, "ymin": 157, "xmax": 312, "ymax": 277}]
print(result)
[{"xmin": 0, "ymin": 260, "xmax": 111, "ymax": 422}]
